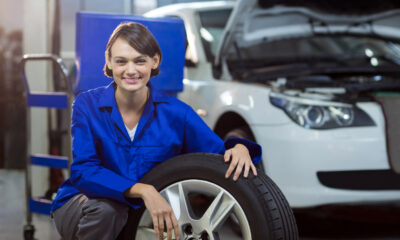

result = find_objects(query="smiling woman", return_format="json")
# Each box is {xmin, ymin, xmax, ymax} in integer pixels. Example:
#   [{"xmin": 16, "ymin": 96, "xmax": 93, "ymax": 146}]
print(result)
[
  {"xmin": 50, "ymin": 21, "xmax": 262, "ymax": 240},
  {"xmin": 103, "ymin": 23, "xmax": 161, "ymax": 129}
]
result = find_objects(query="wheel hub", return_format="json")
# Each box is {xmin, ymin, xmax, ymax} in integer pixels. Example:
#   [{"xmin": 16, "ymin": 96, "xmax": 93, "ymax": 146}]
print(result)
[{"xmin": 182, "ymin": 223, "xmax": 210, "ymax": 240}]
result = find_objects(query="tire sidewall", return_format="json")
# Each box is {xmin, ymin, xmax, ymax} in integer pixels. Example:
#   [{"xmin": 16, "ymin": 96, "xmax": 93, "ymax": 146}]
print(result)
[{"xmin": 137, "ymin": 153, "xmax": 273, "ymax": 239}]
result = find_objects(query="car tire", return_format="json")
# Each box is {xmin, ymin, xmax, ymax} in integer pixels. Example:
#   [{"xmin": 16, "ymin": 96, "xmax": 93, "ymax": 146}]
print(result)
[{"xmin": 117, "ymin": 153, "xmax": 298, "ymax": 240}]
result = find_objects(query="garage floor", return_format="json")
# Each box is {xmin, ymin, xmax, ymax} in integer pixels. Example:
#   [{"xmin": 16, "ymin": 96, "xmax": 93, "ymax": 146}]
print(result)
[
  {"xmin": 0, "ymin": 170, "xmax": 59, "ymax": 240},
  {"xmin": 1, "ymin": 169, "xmax": 400, "ymax": 240}
]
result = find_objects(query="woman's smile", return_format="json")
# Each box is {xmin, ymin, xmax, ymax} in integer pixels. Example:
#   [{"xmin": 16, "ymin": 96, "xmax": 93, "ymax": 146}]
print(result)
[{"xmin": 122, "ymin": 76, "xmax": 142, "ymax": 84}]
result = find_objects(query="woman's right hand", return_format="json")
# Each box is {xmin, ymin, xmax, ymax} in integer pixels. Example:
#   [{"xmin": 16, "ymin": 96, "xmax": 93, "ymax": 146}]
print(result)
[{"xmin": 125, "ymin": 183, "xmax": 179, "ymax": 240}]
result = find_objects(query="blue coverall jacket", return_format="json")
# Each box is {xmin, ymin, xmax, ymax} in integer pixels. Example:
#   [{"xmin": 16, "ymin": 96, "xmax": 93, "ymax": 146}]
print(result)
[{"xmin": 51, "ymin": 82, "xmax": 261, "ymax": 212}]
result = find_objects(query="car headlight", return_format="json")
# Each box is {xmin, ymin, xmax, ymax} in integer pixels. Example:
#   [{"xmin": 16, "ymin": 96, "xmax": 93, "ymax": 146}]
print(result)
[{"xmin": 270, "ymin": 93, "xmax": 375, "ymax": 129}]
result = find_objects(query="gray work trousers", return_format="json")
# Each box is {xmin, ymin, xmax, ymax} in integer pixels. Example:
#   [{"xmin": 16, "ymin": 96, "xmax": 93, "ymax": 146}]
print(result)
[{"xmin": 52, "ymin": 194, "xmax": 129, "ymax": 240}]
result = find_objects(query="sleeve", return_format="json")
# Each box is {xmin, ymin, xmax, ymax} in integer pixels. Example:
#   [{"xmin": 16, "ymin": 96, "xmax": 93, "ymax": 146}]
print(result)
[
  {"xmin": 69, "ymin": 96, "xmax": 141, "ymax": 208},
  {"xmin": 181, "ymin": 105, "xmax": 262, "ymax": 164}
]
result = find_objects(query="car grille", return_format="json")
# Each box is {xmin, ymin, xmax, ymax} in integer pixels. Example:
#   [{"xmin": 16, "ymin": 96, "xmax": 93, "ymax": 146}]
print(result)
[{"xmin": 375, "ymin": 94, "xmax": 400, "ymax": 174}]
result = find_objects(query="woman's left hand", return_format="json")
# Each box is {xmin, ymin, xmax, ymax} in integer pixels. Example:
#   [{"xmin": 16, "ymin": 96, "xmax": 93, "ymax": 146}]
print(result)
[{"xmin": 224, "ymin": 144, "xmax": 258, "ymax": 181}]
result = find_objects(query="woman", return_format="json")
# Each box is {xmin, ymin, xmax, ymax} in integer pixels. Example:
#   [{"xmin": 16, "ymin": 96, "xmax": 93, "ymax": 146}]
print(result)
[{"xmin": 51, "ymin": 22, "xmax": 261, "ymax": 240}]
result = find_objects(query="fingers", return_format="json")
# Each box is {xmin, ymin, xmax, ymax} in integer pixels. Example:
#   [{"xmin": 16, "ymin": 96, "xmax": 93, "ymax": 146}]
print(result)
[
  {"xmin": 172, "ymin": 212, "xmax": 180, "ymax": 240},
  {"xmin": 224, "ymin": 149, "xmax": 232, "ymax": 162},
  {"xmin": 225, "ymin": 156, "xmax": 257, "ymax": 181},
  {"xmin": 143, "ymin": 187, "xmax": 179, "ymax": 240},
  {"xmin": 225, "ymin": 155, "xmax": 238, "ymax": 179},
  {"xmin": 164, "ymin": 213, "xmax": 172, "ymax": 240},
  {"xmin": 251, "ymin": 162, "xmax": 258, "ymax": 176},
  {"xmin": 233, "ymin": 157, "xmax": 245, "ymax": 181},
  {"xmin": 158, "ymin": 215, "xmax": 164, "ymax": 239},
  {"xmin": 153, "ymin": 215, "xmax": 160, "ymax": 240},
  {"xmin": 244, "ymin": 161, "xmax": 250, "ymax": 178},
  {"xmin": 152, "ymin": 211, "xmax": 179, "ymax": 240},
  {"xmin": 163, "ymin": 212, "xmax": 180, "ymax": 240},
  {"xmin": 151, "ymin": 213, "xmax": 165, "ymax": 240}
]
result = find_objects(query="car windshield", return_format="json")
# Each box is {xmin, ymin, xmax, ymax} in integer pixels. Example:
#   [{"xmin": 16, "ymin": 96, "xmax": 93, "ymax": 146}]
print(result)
[
  {"xmin": 226, "ymin": 36, "xmax": 400, "ymax": 72},
  {"xmin": 198, "ymin": 8, "xmax": 232, "ymax": 63}
]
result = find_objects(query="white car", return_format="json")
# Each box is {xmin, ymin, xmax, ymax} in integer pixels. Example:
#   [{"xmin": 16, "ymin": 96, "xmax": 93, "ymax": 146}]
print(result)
[{"xmin": 145, "ymin": 0, "xmax": 400, "ymax": 208}]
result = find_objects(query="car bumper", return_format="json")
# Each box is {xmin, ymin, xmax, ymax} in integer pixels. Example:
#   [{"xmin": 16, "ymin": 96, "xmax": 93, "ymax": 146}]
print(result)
[{"xmin": 252, "ymin": 123, "xmax": 400, "ymax": 208}]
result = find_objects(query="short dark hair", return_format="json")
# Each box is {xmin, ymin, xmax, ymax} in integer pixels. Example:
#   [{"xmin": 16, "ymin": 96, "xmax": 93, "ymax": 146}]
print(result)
[{"xmin": 104, "ymin": 22, "xmax": 162, "ymax": 78}]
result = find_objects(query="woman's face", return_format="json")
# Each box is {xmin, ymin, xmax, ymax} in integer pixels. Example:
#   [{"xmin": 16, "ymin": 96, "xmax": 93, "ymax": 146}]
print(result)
[{"xmin": 107, "ymin": 38, "xmax": 159, "ymax": 93}]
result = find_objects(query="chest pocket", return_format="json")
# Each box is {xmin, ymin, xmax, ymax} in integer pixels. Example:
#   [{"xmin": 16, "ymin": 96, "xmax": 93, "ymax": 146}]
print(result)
[{"xmin": 138, "ymin": 146, "xmax": 176, "ymax": 179}]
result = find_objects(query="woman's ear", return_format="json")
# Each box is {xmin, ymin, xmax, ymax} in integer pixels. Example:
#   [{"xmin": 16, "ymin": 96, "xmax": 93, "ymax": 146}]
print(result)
[
  {"xmin": 152, "ymin": 54, "xmax": 160, "ymax": 69},
  {"xmin": 106, "ymin": 55, "xmax": 112, "ymax": 70}
]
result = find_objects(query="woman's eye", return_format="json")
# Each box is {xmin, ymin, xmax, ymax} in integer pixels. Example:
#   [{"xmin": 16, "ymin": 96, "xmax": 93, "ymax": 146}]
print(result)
[
  {"xmin": 116, "ymin": 59, "xmax": 126, "ymax": 64},
  {"xmin": 136, "ymin": 59, "xmax": 146, "ymax": 64}
]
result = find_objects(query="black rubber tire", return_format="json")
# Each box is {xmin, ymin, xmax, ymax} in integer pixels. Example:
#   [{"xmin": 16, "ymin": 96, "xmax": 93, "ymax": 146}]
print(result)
[{"xmin": 118, "ymin": 153, "xmax": 298, "ymax": 240}]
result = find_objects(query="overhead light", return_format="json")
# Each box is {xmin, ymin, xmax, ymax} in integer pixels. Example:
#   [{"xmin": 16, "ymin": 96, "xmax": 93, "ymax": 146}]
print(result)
[
  {"xmin": 365, "ymin": 48, "xmax": 374, "ymax": 57},
  {"xmin": 370, "ymin": 57, "xmax": 379, "ymax": 66},
  {"xmin": 200, "ymin": 27, "xmax": 214, "ymax": 42}
]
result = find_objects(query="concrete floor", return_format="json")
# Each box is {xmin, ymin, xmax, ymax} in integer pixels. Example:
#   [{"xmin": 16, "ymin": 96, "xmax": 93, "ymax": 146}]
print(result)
[
  {"xmin": 1, "ymin": 169, "xmax": 400, "ymax": 240},
  {"xmin": 0, "ymin": 170, "xmax": 59, "ymax": 240}
]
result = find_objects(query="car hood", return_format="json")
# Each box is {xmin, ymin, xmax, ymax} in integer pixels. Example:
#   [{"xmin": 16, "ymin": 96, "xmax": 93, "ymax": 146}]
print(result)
[{"xmin": 215, "ymin": 0, "xmax": 400, "ymax": 66}]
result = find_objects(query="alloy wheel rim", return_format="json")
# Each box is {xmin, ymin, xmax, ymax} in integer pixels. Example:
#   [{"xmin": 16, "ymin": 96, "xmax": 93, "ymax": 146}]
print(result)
[{"xmin": 136, "ymin": 179, "xmax": 252, "ymax": 240}]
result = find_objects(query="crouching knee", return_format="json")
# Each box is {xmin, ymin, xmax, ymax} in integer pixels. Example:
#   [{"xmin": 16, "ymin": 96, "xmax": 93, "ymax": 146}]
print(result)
[
  {"xmin": 83, "ymin": 198, "xmax": 129, "ymax": 222},
  {"xmin": 77, "ymin": 198, "xmax": 129, "ymax": 239}
]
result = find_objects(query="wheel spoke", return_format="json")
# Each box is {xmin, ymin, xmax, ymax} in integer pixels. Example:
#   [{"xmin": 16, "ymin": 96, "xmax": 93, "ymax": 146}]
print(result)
[
  {"xmin": 162, "ymin": 184, "xmax": 181, "ymax": 219},
  {"xmin": 202, "ymin": 190, "xmax": 224, "ymax": 220},
  {"xmin": 210, "ymin": 201, "xmax": 235, "ymax": 231},
  {"xmin": 162, "ymin": 182, "xmax": 193, "ymax": 223},
  {"xmin": 210, "ymin": 232, "xmax": 221, "ymax": 240},
  {"xmin": 177, "ymin": 182, "xmax": 192, "ymax": 221},
  {"xmin": 201, "ymin": 190, "xmax": 235, "ymax": 231}
]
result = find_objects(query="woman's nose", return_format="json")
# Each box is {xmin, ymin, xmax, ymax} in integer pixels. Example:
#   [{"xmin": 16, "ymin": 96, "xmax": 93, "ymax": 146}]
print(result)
[{"xmin": 126, "ymin": 62, "xmax": 137, "ymax": 74}]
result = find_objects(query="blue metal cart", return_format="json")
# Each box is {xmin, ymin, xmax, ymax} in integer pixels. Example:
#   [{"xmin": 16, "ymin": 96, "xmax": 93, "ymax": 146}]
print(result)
[{"xmin": 21, "ymin": 54, "xmax": 73, "ymax": 240}]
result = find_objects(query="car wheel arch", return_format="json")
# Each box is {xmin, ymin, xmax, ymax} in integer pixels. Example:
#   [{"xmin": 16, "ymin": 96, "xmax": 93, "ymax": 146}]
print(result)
[{"xmin": 214, "ymin": 111, "xmax": 256, "ymax": 142}]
